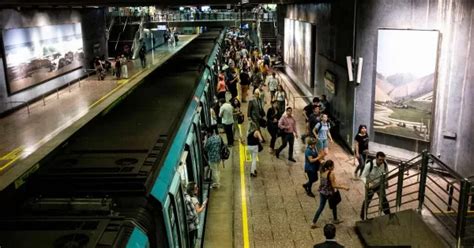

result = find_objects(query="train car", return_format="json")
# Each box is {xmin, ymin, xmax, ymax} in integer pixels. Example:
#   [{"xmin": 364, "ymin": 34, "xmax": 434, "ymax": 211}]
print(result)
[{"xmin": 0, "ymin": 29, "xmax": 225, "ymax": 248}]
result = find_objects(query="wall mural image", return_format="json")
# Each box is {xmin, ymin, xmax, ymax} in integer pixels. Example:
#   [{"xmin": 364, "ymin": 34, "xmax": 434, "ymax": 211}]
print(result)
[
  {"xmin": 3, "ymin": 23, "xmax": 84, "ymax": 95},
  {"xmin": 374, "ymin": 29, "xmax": 439, "ymax": 142},
  {"xmin": 284, "ymin": 18, "xmax": 313, "ymax": 88}
]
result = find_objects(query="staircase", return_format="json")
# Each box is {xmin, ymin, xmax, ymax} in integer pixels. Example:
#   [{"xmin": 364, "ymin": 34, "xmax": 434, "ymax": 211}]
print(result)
[
  {"xmin": 357, "ymin": 151, "xmax": 474, "ymax": 247},
  {"xmin": 107, "ymin": 17, "xmax": 140, "ymax": 58},
  {"xmin": 260, "ymin": 21, "xmax": 277, "ymax": 55}
]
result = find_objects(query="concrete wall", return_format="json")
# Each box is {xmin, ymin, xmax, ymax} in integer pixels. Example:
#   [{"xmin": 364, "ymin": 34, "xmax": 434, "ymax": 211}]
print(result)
[
  {"xmin": 283, "ymin": 2, "xmax": 357, "ymax": 148},
  {"xmin": 283, "ymin": 0, "xmax": 474, "ymax": 175},
  {"xmin": 0, "ymin": 8, "xmax": 107, "ymax": 115},
  {"xmin": 355, "ymin": 0, "xmax": 474, "ymax": 175}
]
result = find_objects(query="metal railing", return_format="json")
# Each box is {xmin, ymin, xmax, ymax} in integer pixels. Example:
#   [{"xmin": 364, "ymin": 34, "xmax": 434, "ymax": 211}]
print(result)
[{"xmin": 363, "ymin": 150, "xmax": 473, "ymax": 247}]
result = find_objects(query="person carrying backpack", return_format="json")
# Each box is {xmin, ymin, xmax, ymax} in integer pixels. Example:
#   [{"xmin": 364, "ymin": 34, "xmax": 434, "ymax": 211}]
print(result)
[
  {"xmin": 204, "ymin": 128, "xmax": 222, "ymax": 189},
  {"xmin": 360, "ymin": 151, "xmax": 391, "ymax": 220},
  {"xmin": 313, "ymin": 114, "xmax": 333, "ymax": 156}
]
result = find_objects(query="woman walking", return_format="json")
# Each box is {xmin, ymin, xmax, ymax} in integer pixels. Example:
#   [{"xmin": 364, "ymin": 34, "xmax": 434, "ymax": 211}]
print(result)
[
  {"xmin": 313, "ymin": 114, "xmax": 333, "ymax": 156},
  {"xmin": 247, "ymin": 121, "xmax": 263, "ymax": 177},
  {"xmin": 311, "ymin": 160, "xmax": 349, "ymax": 228},
  {"xmin": 274, "ymin": 85, "xmax": 287, "ymax": 114},
  {"xmin": 354, "ymin": 124, "xmax": 369, "ymax": 179}
]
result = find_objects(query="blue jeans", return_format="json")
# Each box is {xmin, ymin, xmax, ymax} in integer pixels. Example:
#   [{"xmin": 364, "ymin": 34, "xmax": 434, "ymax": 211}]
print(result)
[
  {"xmin": 354, "ymin": 153, "xmax": 367, "ymax": 177},
  {"xmin": 312, "ymin": 193, "xmax": 338, "ymax": 223}
]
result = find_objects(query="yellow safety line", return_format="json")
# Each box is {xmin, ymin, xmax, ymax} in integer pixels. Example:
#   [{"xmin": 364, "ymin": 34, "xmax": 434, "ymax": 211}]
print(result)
[
  {"xmin": 238, "ymin": 122, "xmax": 250, "ymax": 248},
  {"xmin": 0, "ymin": 147, "xmax": 24, "ymax": 171}
]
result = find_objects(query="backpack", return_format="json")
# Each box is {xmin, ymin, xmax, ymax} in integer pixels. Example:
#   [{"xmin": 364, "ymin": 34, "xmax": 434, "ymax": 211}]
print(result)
[
  {"xmin": 315, "ymin": 121, "xmax": 330, "ymax": 134},
  {"xmin": 368, "ymin": 159, "xmax": 388, "ymax": 174},
  {"xmin": 220, "ymin": 137, "xmax": 230, "ymax": 160}
]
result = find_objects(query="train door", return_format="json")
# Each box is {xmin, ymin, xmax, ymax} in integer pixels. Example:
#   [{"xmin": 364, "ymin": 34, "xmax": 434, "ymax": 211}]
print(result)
[
  {"xmin": 200, "ymin": 93, "xmax": 210, "ymax": 128},
  {"xmin": 164, "ymin": 174, "xmax": 189, "ymax": 248},
  {"xmin": 192, "ymin": 114, "xmax": 205, "ymax": 197}
]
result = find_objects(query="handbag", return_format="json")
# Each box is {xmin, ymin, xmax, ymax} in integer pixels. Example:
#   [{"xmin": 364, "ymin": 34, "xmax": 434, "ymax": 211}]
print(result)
[
  {"xmin": 329, "ymin": 190, "xmax": 342, "ymax": 209},
  {"xmin": 237, "ymin": 112, "xmax": 245, "ymax": 124},
  {"xmin": 220, "ymin": 137, "xmax": 230, "ymax": 160},
  {"xmin": 327, "ymin": 171, "xmax": 342, "ymax": 209},
  {"xmin": 258, "ymin": 142, "xmax": 264, "ymax": 152}
]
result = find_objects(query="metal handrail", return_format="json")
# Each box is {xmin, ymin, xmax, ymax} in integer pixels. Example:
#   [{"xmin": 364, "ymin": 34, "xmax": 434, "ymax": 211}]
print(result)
[
  {"xmin": 362, "ymin": 150, "xmax": 472, "ymax": 247},
  {"xmin": 115, "ymin": 16, "xmax": 128, "ymax": 51}
]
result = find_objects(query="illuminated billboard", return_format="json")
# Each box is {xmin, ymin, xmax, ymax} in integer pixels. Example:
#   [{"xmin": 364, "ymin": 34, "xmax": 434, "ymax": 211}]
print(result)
[
  {"xmin": 2, "ymin": 23, "xmax": 84, "ymax": 95},
  {"xmin": 283, "ymin": 18, "xmax": 314, "ymax": 88},
  {"xmin": 374, "ymin": 29, "xmax": 439, "ymax": 142}
]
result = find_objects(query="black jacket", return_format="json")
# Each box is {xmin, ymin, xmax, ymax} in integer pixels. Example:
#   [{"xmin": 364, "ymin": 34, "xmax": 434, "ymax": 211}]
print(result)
[{"xmin": 313, "ymin": 241, "xmax": 344, "ymax": 248}]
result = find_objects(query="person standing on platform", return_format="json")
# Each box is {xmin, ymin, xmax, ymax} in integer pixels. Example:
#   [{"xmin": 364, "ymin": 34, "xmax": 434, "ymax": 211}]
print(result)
[
  {"xmin": 231, "ymin": 97, "xmax": 243, "ymax": 143},
  {"xmin": 311, "ymin": 160, "xmax": 349, "ymax": 228},
  {"xmin": 216, "ymin": 74, "xmax": 227, "ymax": 100},
  {"xmin": 204, "ymin": 128, "xmax": 222, "ymax": 189},
  {"xmin": 353, "ymin": 124, "xmax": 369, "ymax": 179},
  {"xmin": 120, "ymin": 54, "xmax": 128, "ymax": 79},
  {"xmin": 266, "ymin": 100, "xmax": 281, "ymax": 153},
  {"xmin": 313, "ymin": 114, "xmax": 333, "ymax": 156},
  {"xmin": 184, "ymin": 183, "xmax": 199, "ymax": 247},
  {"xmin": 114, "ymin": 55, "xmax": 121, "ymax": 79},
  {"xmin": 184, "ymin": 181, "xmax": 207, "ymax": 248},
  {"xmin": 275, "ymin": 107, "xmax": 298, "ymax": 162},
  {"xmin": 139, "ymin": 44, "xmax": 147, "ymax": 68},
  {"xmin": 219, "ymin": 98, "xmax": 234, "ymax": 146},
  {"xmin": 360, "ymin": 151, "xmax": 391, "ymax": 220},
  {"xmin": 239, "ymin": 68, "xmax": 251, "ymax": 102},
  {"xmin": 313, "ymin": 224, "xmax": 345, "ymax": 248},
  {"xmin": 303, "ymin": 138, "xmax": 325, "ymax": 197},
  {"xmin": 247, "ymin": 121, "xmax": 264, "ymax": 177},
  {"xmin": 247, "ymin": 89, "xmax": 265, "ymax": 129}
]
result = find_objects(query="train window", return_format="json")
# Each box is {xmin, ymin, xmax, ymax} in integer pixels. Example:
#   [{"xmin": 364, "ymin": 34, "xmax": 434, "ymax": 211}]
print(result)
[
  {"xmin": 178, "ymin": 151, "xmax": 189, "ymax": 184},
  {"xmin": 174, "ymin": 186, "xmax": 189, "ymax": 247}
]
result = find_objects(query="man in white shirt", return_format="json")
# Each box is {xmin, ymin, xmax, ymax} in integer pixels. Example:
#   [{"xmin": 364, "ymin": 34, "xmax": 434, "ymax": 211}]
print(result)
[
  {"xmin": 219, "ymin": 98, "xmax": 235, "ymax": 146},
  {"xmin": 360, "ymin": 151, "xmax": 391, "ymax": 220}
]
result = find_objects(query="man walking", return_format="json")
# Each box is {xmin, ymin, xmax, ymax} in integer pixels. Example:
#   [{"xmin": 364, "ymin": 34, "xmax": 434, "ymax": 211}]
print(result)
[
  {"xmin": 204, "ymin": 129, "xmax": 222, "ymax": 189},
  {"xmin": 276, "ymin": 107, "xmax": 298, "ymax": 162},
  {"xmin": 360, "ymin": 151, "xmax": 391, "ymax": 220}
]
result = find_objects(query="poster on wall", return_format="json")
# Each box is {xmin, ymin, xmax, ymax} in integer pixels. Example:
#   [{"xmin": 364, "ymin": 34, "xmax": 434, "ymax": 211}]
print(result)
[
  {"xmin": 374, "ymin": 29, "xmax": 439, "ymax": 142},
  {"xmin": 283, "ymin": 18, "xmax": 313, "ymax": 88},
  {"xmin": 2, "ymin": 23, "xmax": 84, "ymax": 95}
]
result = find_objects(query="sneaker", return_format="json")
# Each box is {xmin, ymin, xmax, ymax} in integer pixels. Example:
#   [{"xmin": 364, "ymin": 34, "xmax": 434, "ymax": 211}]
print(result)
[
  {"xmin": 332, "ymin": 219, "xmax": 344, "ymax": 225},
  {"xmin": 250, "ymin": 173, "xmax": 257, "ymax": 177},
  {"xmin": 310, "ymin": 223, "xmax": 320, "ymax": 229},
  {"xmin": 306, "ymin": 191, "xmax": 316, "ymax": 198},
  {"xmin": 288, "ymin": 158, "xmax": 296, "ymax": 162}
]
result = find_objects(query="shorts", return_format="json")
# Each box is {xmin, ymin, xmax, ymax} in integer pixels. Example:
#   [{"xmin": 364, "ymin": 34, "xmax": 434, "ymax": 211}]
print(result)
[{"xmin": 317, "ymin": 139, "xmax": 328, "ymax": 150}]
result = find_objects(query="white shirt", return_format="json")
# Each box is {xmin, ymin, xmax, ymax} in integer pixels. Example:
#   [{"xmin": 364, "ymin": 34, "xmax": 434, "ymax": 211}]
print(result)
[
  {"xmin": 219, "ymin": 103, "xmax": 234, "ymax": 125},
  {"xmin": 361, "ymin": 159, "xmax": 387, "ymax": 187}
]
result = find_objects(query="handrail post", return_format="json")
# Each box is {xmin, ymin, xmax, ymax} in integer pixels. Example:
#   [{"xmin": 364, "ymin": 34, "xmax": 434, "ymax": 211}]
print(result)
[
  {"xmin": 417, "ymin": 150, "xmax": 429, "ymax": 213},
  {"xmin": 447, "ymin": 184, "xmax": 454, "ymax": 211},
  {"xmin": 378, "ymin": 172, "xmax": 386, "ymax": 217},
  {"xmin": 456, "ymin": 180, "xmax": 470, "ymax": 247},
  {"xmin": 396, "ymin": 162, "xmax": 405, "ymax": 211}
]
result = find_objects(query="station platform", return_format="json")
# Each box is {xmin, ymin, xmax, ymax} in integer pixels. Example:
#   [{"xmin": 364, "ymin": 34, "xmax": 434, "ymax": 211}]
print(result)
[
  {"xmin": 204, "ymin": 72, "xmax": 365, "ymax": 248},
  {"xmin": 0, "ymin": 35, "xmax": 197, "ymax": 190}
]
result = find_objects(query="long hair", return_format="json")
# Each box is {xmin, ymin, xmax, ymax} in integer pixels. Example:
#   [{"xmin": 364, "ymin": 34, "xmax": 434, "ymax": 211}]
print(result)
[
  {"xmin": 357, "ymin": 124, "xmax": 367, "ymax": 135},
  {"xmin": 320, "ymin": 160, "xmax": 334, "ymax": 173}
]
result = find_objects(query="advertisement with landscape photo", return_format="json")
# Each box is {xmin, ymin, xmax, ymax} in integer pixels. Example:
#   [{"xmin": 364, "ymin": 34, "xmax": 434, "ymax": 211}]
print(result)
[
  {"xmin": 374, "ymin": 29, "xmax": 439, "ymax": 141},
  {"xmin": 3, "ymin": 23, "xmax": 84, "ymax": 94}
]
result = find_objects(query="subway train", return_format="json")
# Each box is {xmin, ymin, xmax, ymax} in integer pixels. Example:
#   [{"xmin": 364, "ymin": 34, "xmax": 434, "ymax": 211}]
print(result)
[{"xmin": 0, "ymin": 29, "xmax": 224, "ymax": 248}]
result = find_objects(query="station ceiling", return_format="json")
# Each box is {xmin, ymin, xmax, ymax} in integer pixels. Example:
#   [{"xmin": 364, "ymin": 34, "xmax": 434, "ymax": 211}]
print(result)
[{"xmin": 0, "ymin": 0, "xmax": 321, "ymax": 8}]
